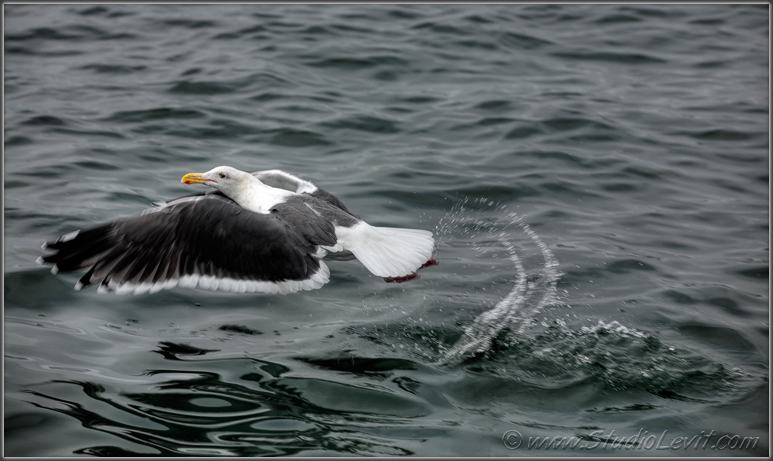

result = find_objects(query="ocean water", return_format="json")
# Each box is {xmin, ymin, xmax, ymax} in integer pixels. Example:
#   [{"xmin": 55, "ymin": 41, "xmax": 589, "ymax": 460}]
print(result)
[{"xmin": 3, "ymin": 4, "xmax": 769, "ymax": 457}]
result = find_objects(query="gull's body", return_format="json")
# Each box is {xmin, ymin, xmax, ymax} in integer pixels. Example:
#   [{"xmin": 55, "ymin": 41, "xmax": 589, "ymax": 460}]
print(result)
[{"xmin": 38, "ymin": 166, "xmax": 436, "ymax": 295}]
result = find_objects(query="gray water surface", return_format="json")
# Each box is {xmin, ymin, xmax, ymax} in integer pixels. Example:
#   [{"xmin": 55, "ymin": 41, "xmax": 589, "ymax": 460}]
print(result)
[{"xmin": 4, "ymin": 4, "xmax": 769, "ymax": 456}]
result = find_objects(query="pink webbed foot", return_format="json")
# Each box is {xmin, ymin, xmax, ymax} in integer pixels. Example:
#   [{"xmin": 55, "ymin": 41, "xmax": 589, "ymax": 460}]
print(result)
[
  {"xmin": 382, "ymin": 258, "xmax": 438, "ymax": 283},
  {"xmin": 419, "ymin": 258, "xmax": 438, "ymax": 269},
  {"xmin": 383, "ymin": 272, "xmax": 419, "ymax": 283}
]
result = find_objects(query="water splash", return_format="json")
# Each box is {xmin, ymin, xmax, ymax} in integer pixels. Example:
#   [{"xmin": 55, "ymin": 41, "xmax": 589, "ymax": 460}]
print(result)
[
  {"xmin": 435, "ymin": 199, "xmax": 562, "ymax": 366},
  {"xmin": 428, "ymin": 201, "xmax": 763, "ymax": 403}
]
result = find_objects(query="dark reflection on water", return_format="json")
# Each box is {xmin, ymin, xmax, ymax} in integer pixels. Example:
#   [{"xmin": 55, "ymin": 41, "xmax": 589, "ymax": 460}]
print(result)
[
  {"xmin": 20, "ymin": 354, "xmax": 434, "ymax": 456},
  {"xmin": 13, "ymin": 331, "xmax": 764, "ymax": 456},
  {"xmin": 5, "ymin": 2, "xmax": 769, "ymax": 457}
]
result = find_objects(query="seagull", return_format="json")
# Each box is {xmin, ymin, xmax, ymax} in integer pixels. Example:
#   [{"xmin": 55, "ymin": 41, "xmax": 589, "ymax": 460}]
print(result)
[{"xmin": 37, "ymin": 166, "xmax": 437, "ymax": 295}]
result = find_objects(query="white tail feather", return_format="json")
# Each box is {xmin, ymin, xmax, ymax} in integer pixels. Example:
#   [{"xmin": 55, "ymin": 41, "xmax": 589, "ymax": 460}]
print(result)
[{"xmin": 336, "ymin": 222, "xmax": 434, "ymax": 277}]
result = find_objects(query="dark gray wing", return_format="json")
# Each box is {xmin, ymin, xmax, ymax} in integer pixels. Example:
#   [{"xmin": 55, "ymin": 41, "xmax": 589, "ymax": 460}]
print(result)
[
  {"xmin": 251, "ymin": 169, "xmax": 358, "ymax": 217},
  {"xmin": 306, "ymin": 187, "xmax": 356, "ymax": 216},
  {"xmin": 38, "ymin": 194, "xmax": 337, "ymax": 295}
]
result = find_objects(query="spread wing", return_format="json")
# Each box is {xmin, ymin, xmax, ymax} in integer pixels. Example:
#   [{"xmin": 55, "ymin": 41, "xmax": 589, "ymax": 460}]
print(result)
[{"xmin": 38, "ymin": 194, "xmax": 338, "ymax": 295}]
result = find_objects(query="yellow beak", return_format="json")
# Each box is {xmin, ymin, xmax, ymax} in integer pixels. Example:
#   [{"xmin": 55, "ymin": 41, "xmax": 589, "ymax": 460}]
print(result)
[{"xmin": 181, "ymin": 173, "xmax": 210, "ymax": 185}]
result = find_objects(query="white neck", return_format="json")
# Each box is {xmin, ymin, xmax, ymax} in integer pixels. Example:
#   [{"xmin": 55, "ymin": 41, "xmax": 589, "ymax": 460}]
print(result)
[{"xmin": 230, "ymin": 176, "xmax": 294, "ymax": 213}]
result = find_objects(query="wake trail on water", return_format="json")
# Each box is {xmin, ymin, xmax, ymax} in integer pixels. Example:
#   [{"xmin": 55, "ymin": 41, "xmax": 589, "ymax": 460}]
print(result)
[{"xmin": 435, "ymin": 200, "xmax": 562, "ymax": 366}]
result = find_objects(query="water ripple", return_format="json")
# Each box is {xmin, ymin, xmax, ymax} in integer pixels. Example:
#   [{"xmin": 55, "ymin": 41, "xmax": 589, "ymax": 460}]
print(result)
[{"xmin": 4, "ymin": 3, "xmax": 768, "ymax": 456}]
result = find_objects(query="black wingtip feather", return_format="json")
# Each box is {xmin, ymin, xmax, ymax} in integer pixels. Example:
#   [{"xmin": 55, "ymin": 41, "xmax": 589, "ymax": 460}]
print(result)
[{"xmin": 39, "ymin": 225, "xmax": 117, "ymax": 273}]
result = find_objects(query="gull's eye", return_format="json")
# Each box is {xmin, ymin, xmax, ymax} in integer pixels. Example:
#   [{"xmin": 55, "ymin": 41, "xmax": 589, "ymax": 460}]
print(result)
[{"xmin": 219, "ymin": 172, "xmax": 227, "ymax": 179}]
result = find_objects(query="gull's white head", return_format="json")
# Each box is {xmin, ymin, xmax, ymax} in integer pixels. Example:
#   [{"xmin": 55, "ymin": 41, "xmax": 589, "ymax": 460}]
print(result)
[{"xmin": 181, "ymin": 166, "xmax": 260, "ymax": 201}]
